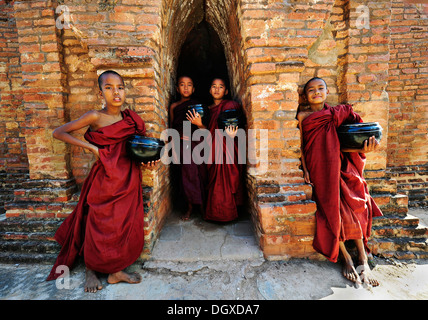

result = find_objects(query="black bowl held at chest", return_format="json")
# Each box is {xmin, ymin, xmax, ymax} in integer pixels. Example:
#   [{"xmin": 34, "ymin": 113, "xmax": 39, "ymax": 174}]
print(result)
[
  {"xmin": 217, "ymin": 109, "xmax": 246, "ymax": 130},
  {"xmin": 126, "ymin": 135, "xmax": 165, "ymax": 163},
  {"xmin": 187, "ymin": 104, "xmax": 210, "ymax": 127},
  {"xmin": 337, "ymin": 122, "xmax": 383, "ymax": 149}
]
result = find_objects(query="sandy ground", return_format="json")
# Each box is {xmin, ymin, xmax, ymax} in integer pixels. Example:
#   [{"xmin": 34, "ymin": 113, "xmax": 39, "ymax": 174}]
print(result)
[
  {"xmin": 1, "ymin": 256, "xmax": 427, "ymax": 301},
  {"xmin": 0, "ymin": 208, "xmax": 427, "ymax": 301}
]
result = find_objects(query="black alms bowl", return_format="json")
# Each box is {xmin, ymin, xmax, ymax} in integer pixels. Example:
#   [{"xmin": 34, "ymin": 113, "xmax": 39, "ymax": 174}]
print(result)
[
  {"xmin": 217, "ymin": 109, "xmax": 246, "ymax": 130},
  {"xmin": 337, "ymin": 122, "xmax": 383, "ymax": 149},
  {"xmin": 126, "ymin": 135, "xmax": 165, "ymax": 163},
  {"xmin": 187, "ymin": 104, "xmax": 210, "ymax": 126}
]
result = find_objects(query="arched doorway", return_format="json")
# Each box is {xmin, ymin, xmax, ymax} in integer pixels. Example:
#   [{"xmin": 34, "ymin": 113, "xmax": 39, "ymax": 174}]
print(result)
[
  {"xmin": 152, "ymin": 15, "xmax": 259, "ymax": 262},
  {"xmin": 169, "ymin": 18, "xmax": 249, "ymax": 215}
]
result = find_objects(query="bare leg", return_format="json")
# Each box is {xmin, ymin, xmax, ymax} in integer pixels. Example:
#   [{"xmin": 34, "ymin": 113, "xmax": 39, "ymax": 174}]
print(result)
[
  {"xmin": 339, "ymin": 241, "xmax": 361, "ymax": 285},
  {"xmin": 354, "ymin": 239, "xmax": 379, "ymax": 287},
  {"xmin": 107, "ymin": 270, "xmax": 142, "ymax": 284},
  {"xmin": 182, "ymin": 204, "xmax": 192, "ymax": 221},
  {"xmin": 84, "ymin": 267, "xmax": 103, "ymax": 293}
]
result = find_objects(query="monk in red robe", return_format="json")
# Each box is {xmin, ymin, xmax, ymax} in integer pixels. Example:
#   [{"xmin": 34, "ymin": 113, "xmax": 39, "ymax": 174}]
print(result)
[
  {"xmin": 169, "ymin": 75, "xmax": 207, "ymax": 220},
  {"xmin": 297, "ymin": 77, "xmax": 382, "ymax": 287},
  {"xmin": 204, "ymin": 78, "xmax": 245, "ymax": 222},
  {"xmin": 47, "ymin": 71, "xmax": 157, "ymax": 293}
]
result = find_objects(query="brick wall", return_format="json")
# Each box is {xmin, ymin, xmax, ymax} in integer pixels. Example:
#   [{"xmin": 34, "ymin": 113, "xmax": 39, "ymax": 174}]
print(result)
[
  {"xmin": 387, "ymin": 0, "xmax": 428, "ymax": 206},
  {"xmin": 13, "ymin": 0, "xmax": 70, "ymax": 180},
  {"xmin": 0, "ymin": 0, "xmax": 28, "ymax": 213},
  {"xmin": 0, "ymin": 0, "xmax": 27, "ymax": 173}
]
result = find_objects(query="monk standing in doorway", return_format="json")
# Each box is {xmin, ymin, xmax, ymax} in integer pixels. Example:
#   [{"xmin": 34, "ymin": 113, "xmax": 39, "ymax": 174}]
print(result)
[
  {"xmin": 169, "ymin": 75, "xmax": 207, "ymax": 220},
  {"xmin": 204, "ymin": 78, "xmax": 245, "ymax": 222}
]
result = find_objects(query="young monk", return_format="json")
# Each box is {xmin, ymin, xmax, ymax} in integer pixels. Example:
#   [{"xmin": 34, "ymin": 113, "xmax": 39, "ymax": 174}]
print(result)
[
  {"xmin": 47, "ymin": 70, "xmax": 158, "ymax": 293},
  {"xmin": 297, "ymin": 77, "xmax": 383, "ymax": 287},
  {"xmin": 204, "ymin": 78, "xmax": 245, "ymax": 222},
  {"xmin": 169, "ymin": 75, "xmax": 207, "ymax": 220}
]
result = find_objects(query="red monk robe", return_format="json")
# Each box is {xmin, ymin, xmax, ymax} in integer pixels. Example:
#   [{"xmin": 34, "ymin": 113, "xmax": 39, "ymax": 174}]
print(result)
[
  {"xmin": 301, "ymin": 104, "xmax": 383, "ymax": 263},
  {"xmin": 170, "ymin": 99, "xmax": 207, "ymax": 209},
  {"xmin": 47, "ymin": 109, "xmax": 146, "ymax": 280},
  {"xmin": 205, "ymin": 100, "xmax": 245, "ymax": 222}
]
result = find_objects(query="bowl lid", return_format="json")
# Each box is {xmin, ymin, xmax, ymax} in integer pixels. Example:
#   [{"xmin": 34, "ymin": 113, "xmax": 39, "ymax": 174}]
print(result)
[
  {"xmin": 187, "ymin": 104, "xmax": 206, "ymax": 110},
  {"xmin": 337, "ymin": 122, "xmax": 382, "ymax": 132},
  {"xmin": 128, "ymin": 135, "xmax": 165, "ymax": 147},
  {"xmin": 219, "ymin": 109, "xmax": 243, "ymax": 118}
]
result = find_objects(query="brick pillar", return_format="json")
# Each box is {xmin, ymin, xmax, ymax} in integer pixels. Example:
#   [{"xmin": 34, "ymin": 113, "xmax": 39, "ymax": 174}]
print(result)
[
  {"xmin": 7, "ymin": 1, "xmax": 76, "ymax": 219},
  {"xmin": 0, "ymin": 0, "xmax": 28, "ymax": 214},
  {"xmin": 238, "ymin": 0, "xmax": 337, "ymax": 260},
  {"xmin": 14, "ymin": 0, "xmax": 70, "ymax": 180}
]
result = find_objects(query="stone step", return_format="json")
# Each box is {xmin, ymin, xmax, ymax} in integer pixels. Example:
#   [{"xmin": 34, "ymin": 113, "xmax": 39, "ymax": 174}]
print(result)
[
  {"xmin": 5, "ymin": 178, "xmax": 76, "ymax": 190},
  {"xmin": 12, "ymin": 185, "xmax": 78, "ymax": 203},
  {"xmin": 2, "ymin": 180, "xmax": 78, "ymax": 218},
  {"xmin": 374, "ymin": 251, "xmax": 428, "ymax": 260},
  {"xmin": 372, "ymin": 214, "xmax": 420, "ymax": 228},
  {"xmin": 0, "ymin": 215, "xmax": 61, "ymax": 263},
  {"xmin": 371, "ymin": 193, "xmax": 409, "ymax": 216},
  {"xmin": 0, "ymin": 172, "xmax": 30, "ymax": 186},
  {"xmin": 258, "ymin": 199, "xmax": 317, "ymax": 215},
  {"xmin": 0, "ymin": 218, "xmax": 62, "ymax": 233},
  {"xmin": 0, "ymin": 172, "xmax": 30, "ymax": 214},
  {"xmin": 0, "ymin": 251, "xmax": 57, "ymax": 264},
  {"xmin": 0, "ymin": 239, "xmax": 60, "ymax": 254},
  {"xmin": 258, "ymin": 191, "xmax": 307, "ymax": 203},
  {"xmin": 369, "ymin": 237, "xmax": 428, "ymax": 253},
  {"xmin": 0, "ymin": 230, "xmax": 56, "ymax": 241},
  {"xmin": 365, "ymin": 177, "xmax": 398, "ymax": 194},
  {"xmin": 371, "ymin": 224, "xmax": 428, "ymax": 238},
  {"xmin": 407, "ymin": 191, "xmax": 428, "ymax": 207},
  {"xmin": 4, "ymin": 201, "xmax": 76, "ymax": 219},
  {"xmin": 257, "ymin": 183, "xmax": 312, "ymax": 198},
  {"xmin": 369, "ymin": 237, "xmax": 428, "ymax": 260},
  {"xmin": 410, "ymin": 200, "xmax": 428, "ymax": 208}
]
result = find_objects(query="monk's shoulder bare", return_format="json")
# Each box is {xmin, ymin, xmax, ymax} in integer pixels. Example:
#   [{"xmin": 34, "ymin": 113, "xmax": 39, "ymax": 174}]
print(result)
[
  {"xmin": 80, "ymin": 109, "xmax": 101, "ymax": 120},
  {"xmin": 169, "ymin": 101, "xmax": 180, "ymax": 113},
  {"xmin": 79, "ymin": 110, "xmax": 104, "ymax": 131},
  {"xmin": 297, "ymin": 110, "xmax": 312, "ymax": 123}
]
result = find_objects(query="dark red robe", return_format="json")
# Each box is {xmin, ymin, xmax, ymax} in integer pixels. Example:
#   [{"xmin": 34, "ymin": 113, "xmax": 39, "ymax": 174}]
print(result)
[
  {"xmin": 300, "ymin": 104, "xmax": 382, "ymax": 263},
  {"xmin": 205, "ymin": 100, "xmax": 245, "ymax": 222},
  {"xmin": 47, "ymin": 109, "xmax": 146, "ymax": 280},
  {"xmin": 170, "ymin": 99, "xmax": 207, "ymax": 209}
]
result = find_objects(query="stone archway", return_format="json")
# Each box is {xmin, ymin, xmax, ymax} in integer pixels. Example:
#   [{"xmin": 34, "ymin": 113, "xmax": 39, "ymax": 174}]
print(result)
[
  {"xmin": 153, "ymin": 1, "xmax": 257, "ymax": 256},
  {"xmin": 158, "ymin": 0, "xmax": 246, "ymax": 102}
]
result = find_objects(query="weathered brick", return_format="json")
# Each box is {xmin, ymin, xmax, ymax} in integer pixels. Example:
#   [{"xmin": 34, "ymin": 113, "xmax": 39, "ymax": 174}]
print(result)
[{"xmin": 1, "ymin": 0, "xmax": 427, "ymax": 262}]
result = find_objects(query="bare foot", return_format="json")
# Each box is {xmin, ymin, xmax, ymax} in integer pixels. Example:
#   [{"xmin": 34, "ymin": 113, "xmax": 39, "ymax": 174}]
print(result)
[
  {"xmin": 342, "ymin": 259, "xmax": 362, "ymax": 285},
  {"xmin": 84, "ymin": 268, "xmax": 103, "ymax": 293},
  {"xmin": 181, "ymin": 209, "xmax": 191, "ymax": 221},
  {"xmin": 107, "ymin": 270, "xmax": 142, "ymax": 284},
  {"xmin": 357, "ymin": 261, "xmax": 379, "ymax": 287}
]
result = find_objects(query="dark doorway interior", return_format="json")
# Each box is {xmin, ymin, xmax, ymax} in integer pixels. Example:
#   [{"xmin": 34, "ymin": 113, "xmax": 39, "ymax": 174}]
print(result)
[
  {"xmin": 175, "ymin": 20, "xmax": 230, "ymax": 105},
  {"xmin": 169, "ymin": 19, "xmax": 249, "ymax": 221}
]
